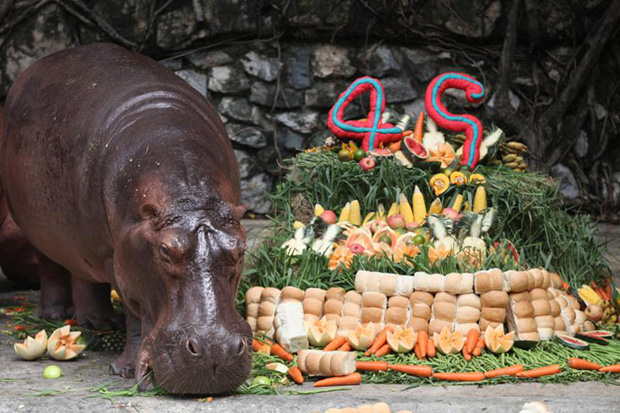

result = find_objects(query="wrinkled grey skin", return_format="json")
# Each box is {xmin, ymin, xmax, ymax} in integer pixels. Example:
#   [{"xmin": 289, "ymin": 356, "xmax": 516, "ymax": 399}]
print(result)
[{"xmin": 0, "ymin": 43, "xmax": 251, "ymax": 394}]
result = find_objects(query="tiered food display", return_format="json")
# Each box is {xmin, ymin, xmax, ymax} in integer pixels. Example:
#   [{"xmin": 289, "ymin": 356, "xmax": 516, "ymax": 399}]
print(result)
[{"xmin": 240, "ymin": 73, "xmax": 620, "ymax": 391}]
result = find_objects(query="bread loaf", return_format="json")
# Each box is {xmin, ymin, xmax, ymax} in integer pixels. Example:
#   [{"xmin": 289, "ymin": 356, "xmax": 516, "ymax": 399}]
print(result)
[
  {"xmin": 408, "ymin": 291, "xmax": 433, "ymax": 333},
  {"xmin": 274, "ymin": 300, "xmax": 308, "ymax": 353},
  {"xmin": 297, "ymin": 350, "xmax": 357, "ymax": 377},
  {"xmin": 256, "ymin": 288, "xmax": 281, "ymax": 338},
  {"xmin": 385, "ymin": 296, "xmax": 410, "ymax": 326},
  {"xmin": 245, "ymin": 286, "xmax": 264, "ymax": 334},
  {"xmin": 429, "ymin": 292, "xmax": 457, "ymax": 335},
  {"xmin": 361, "ymin": 292, "xmax": 387, "ymax": 329},
  {"xmin": 338, "ymin": 291, "xmax": 362, "ymax": 336},
  {"xmin": 323, "ymin": 287, "xmax": 346, "ymax": 325},
  {"xmin": 454, "ymin": 293, "xmax": 481, "ymax": 335}
]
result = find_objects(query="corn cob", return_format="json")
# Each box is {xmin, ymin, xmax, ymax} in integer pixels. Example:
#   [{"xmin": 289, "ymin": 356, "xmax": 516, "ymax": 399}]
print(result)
[
  {"xmin": 362, "ymin": 212, "xmax": 375, "ymax": 226},
  {"xmin": 339, "ymin": 202, "xmax": 350, "ymax": 223},
  {"xmin": 452, "ymin": 194, "xmax": 464, "ymax": 212},
  {"xmin": 473, "ymin": 186, "xmax": 487, "ymax": 213},
  {"xmin": 412, "ymin": 186, "xmax": 427, "ymax": 225},
  {"xmin": 349, "ymin": 200, "xmax": 361, "ymax": 226},
  {"xmin": 578, "ymin": 286, "xmax": 603, "ymax": 306},
  {"xmin": 428, "ymin": 198, "xmax": 443, "ymax": 214},
  {"xmin": 314, "ymin": 204, "xmax": 325, "ymax": 217},
  {"xmin": 398, "ymin": 193, "xmax": 414, "ymax": 224},
  {"xmin": 387, "ymin": 202, "xmax": 399, "ymax": 217}
]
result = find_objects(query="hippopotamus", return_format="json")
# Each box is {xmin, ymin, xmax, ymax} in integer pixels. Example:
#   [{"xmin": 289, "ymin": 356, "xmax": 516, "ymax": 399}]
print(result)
[{"xmin": 0, "ymin": 43, "xmax": 251, "ymax": 394}]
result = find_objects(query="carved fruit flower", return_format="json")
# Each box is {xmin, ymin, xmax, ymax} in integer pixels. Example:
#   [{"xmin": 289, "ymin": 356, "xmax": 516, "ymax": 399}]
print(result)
[
  {"xmin": 47, "ymin": 325, "xmax": 86, "ymax": 361},
  {"xmin": 14, "ymin": 329, "xmax": 47, "ymax": 360},
  {"xmin": 428, "ymin": 143, "xmax": 456, "ymax": 169},
  {"xmin": 328, "ymin": 246, "xmax": 354, "ymax": 271},
  {"xmin": 427, "ymin": 244, "xmax": 451, "ymax": 263}
]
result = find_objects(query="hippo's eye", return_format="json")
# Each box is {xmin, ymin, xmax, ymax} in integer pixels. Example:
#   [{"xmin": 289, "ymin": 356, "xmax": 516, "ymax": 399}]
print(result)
[{"xmin": 159, "ymin": 244, "xmax": 171, "ymax": 260}]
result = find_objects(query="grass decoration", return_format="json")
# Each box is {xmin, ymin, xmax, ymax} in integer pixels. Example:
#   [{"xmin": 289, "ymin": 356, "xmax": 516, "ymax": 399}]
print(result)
[{"xmin": 240, "ymin": 151, "xmax": 609, "ymax": 304}]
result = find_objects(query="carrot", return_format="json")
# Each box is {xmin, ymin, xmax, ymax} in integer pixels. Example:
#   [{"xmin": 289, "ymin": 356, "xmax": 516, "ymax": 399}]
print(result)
[
  {"xmin": 462, "ymin": 345, "xmax": 471, "ymax": 361},
  {"xmin": 374, "ymin": 344, "xmax": 391, "ymax": 357},
  {"xmin": 567, "ymin": 358, "xmax": 602, "ymax": 371},
  {"xmin": 367, "ymin": 326, "xmax": 394, "ymax": 355},
  {"xmin": 484, "ymin": 364, "xmax": 524, "ymax": 379},
  {"xmin": 271, "ymin": 344, "xmax": 294, "ymax": 362},
  {"xmin": 472, "ymin": 345, "xmax": 482, "ymax": 357},
  {"xmin": 413, "ymin": 112, "xmax": 424, "ymax": 142},
  {"xmin": 466, "ymin": 329, "xmax": 480, "ymax": 353},
  {"xmin": 288, "ymin": 366, "xmax": 304, "ymax": 384},
  {"xmin": 388, "ymin": 140, "xmax": 402, "ymax": 152},
  {"xmin": 433, "ymin": 372, "xmax": 485, "ymax": 382},
  {"xmin": 324, "ymin": 336, "xmax": 346, "ymax": 351},
  {"xmin": 414, "ymin": 343, "xmax": 423, "ymax": 360},
  {"xmin": 402, "ymin": 130, "xmax": 413, "ymax": 137},
  {"xmin": 356, "ymin": 361, "xmax": 388, "ymax": 372},
  {"xmin": 426, "ymin": 339, "xmax": 436, "ymax": 358},
  {"xmin": 314, "ymin": 372, "xmax": 362, "ymax": 387},
  {"xmin": 517, "ymin": 364, "xmax": 561, "ymax": 378},
  {"xmin": 338, "ymin": 342, "xmax": 352, "ymax": 352},
  {"xmin": 600, "ymin": 364, "xmax": 620, "ymax": 373},
  {"xmin": 252, "ymin": 339, "xmax": 272, "ymax": 355},
  {"xmin": 417, "ymin": 331, "xmax": 428, "ymax": 359},
  {"xmin": 388, "ymin": 364, "xmax": 433, "ymax": 377}
]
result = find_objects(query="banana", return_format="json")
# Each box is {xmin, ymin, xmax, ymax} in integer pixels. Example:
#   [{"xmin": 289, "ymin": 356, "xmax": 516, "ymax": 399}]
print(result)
[
  {"xmin": 505, "ymin": 162, "xmax": 520, "ymax": 169},
  {"xmin": 513, "ymin": 156, "xmax": 523, "ymax": 163},
  {"xmin": 502, "ymin": 154, "xmax": 517, "ymax": 163},
  {"xmin": 507, "ymin": 141, "xmax": 528, "ymax": 151}
]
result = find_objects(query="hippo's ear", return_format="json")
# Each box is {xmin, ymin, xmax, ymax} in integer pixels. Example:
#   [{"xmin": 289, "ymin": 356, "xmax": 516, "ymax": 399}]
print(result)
[
  {"xmin": 140, "ymin": 203, "xmax": 160, "ymax": 220},
  {"xmin": 234, "ymin": 203, "xmax": 248, "ymax": 220}
]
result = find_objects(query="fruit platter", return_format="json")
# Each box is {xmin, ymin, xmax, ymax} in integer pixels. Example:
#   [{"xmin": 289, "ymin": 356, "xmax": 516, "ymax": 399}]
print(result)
[{"xmin": 238, "ymin": 73, "xmax": 620, "ymax": 392}]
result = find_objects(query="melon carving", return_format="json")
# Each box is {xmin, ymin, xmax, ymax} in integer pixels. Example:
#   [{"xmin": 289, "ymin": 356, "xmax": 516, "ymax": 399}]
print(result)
[
  {"xmin": 387, "ymin": 326, "xmax": 417, "ymax": 353},
  {"xmin": 483, "ymin": 325, "xmax": 515, "ymax": 353},
  {"xmin": 305, "ymin": 316, "xmax": 338, "ymax": 347},
  {"xmin": 347, "ymin": 323, "xmax": 377, "ymax": 350},
  {"xmin": 432, "ymin": 325, "xmax": 464, "ymax": 355}
]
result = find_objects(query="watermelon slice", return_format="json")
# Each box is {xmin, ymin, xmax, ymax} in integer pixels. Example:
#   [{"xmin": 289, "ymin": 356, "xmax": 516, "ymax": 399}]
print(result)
[
  {"xmin": 580, "ymin": 330, "xmax": 613, "ymax": 338},
  {"xmin": 401, "ymin": 136, "xmax": 429, "ymax": 161},
  {"xmin": 555, "ymin": 334, "xmax": 589, "ymax": 350},
  {"xmin": 513, "ymin": 340, "xmax": 538, "ymax": 350},
  {"xmin": 577, "ymin": 331, "xmax": 611, "ymax": 346}
]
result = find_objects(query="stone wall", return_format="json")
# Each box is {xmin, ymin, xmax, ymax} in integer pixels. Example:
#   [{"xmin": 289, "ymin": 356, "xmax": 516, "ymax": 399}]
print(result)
[{"xmin": 1, "ymin": 0, "xmax": 618, "ymax": 216}]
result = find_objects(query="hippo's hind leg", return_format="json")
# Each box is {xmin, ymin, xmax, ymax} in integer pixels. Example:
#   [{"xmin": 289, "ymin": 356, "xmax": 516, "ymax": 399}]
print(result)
[
  {"xmin": 71, "ymin": 277, "xmax": 123, "ymax": 330},
  {"xmin": 35, "ymin": 252, "xmax": 73, "ymax": 320},
  {"xmin": 110, "ymin": 309, "xmax": 141, "ymax": 378}
]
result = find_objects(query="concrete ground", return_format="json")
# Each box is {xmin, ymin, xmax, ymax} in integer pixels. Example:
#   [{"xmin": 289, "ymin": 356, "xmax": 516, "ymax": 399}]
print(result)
[{"xmin": 0, "ymin": 220, "xmax": 619, "ymax": 412}]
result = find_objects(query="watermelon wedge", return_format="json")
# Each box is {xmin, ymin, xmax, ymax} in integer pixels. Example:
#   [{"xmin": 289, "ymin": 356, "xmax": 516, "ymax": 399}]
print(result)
[{"xmin": 555, "ymin": 334, "xmax": 589, "ymax": 350}]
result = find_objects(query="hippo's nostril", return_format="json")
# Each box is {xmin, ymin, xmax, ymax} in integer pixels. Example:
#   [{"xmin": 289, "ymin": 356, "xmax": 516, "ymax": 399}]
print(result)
[
  {"xmin": 186, "ymin": 338, "xmax": 200, "ymax": 356},
  {"xmin": 236, "ymin": 336, "xmax": 248, "ymax": 356}
]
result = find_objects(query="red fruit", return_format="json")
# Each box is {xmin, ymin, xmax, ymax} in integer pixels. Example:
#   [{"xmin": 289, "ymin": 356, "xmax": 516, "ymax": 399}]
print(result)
[
  {"xmin": 585, "ymin": 305, "xmax": 603, "ymax": 322},
  {"xmin": 369, "ymin": 220, "xmax": 388, "ymax": 234},
  {"xmin": 387, "ymin": 214, "xmax": 405, "ymax": 230},
  {"xmin": 320, "ymin": 210, "xmax": 337, "ymax": 224},
  {"xmin": 350, "ymin": 243, "xmax": 365, "ymax": 255},
  {"xmin": 359, "ymin": 157, "xmax": 376, "ymax": 172},
  {"xmin": 441, "ymin": 207, "xmax": 459, "ymax": 220}
]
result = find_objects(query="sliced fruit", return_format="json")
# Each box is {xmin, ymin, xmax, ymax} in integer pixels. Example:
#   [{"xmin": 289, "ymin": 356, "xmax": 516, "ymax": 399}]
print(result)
[
  {"xmin": 369, "ymin": 148, "xmax": 394, "ymax": 159},
  {"xmin": 513, "ymin": 340, "xmax": 538, "ymax": 350},
  {"xmin": 579, "ymin": 330, "xmax": 613, "ymax": 338},
  {"xmin": 401, "ymin": 136, "xmax": 429, "ymax": 161},
  {"xmin": 47, "ymin": 325, "xmax": 86, "ymax": 361},
  {"xmin": 427, "ymin": 143, "xmax": 456, "ymax": 169},
  {"xmin": 372, "ymin": 227, "xmax": 398, "ymax": 249},
  {"xmin": 433, "ymin": 326, "xmax": 464, "ymax": 355},
  {"xmin": 387, "ymin": 326, "xmax": 417, "ymax": 353},
  {"xmin": 345, "ymin": 228, "xmax": 373, "ymax": 251},
  {"xmin": 306, "ymin": 316, "xmax": 338, "ymax": 347},
  {"xmin": 429, "ymin": 174, "xmax": 450, "ymax": 196},
  {"xmin": 469, "ymin": 174, "xmax": 486, "ymax": 184},
  {"xmin": 483, "ymin": 325, "xmax": 515, "ymax": 354},
  {"xmin": 14, "ymin": 329, "xmax": 48, "ymax": 361},
  {"xmin": 555, "ymin": 334, "xmax": 589, "ymax": 350},
  {"xmin": 576, "ymin": 332, "xmax": 610, "ymax": 346},
  {"xmin": 347, "ymin": 323, "xmax": 377, "ymax": 350},
  {"xmin": 266, "ymin": 362, "xmax": 289, "ymax": 374},
  {"xmin": 450, "ymin": 171, "xmax": 467, "ymax": 186}
]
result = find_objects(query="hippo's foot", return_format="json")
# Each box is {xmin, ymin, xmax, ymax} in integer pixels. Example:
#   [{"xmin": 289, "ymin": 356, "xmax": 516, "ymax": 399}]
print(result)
[
  {"xmin": 36, "ymin": 252, "xmax": 73, "ymax": 321},
  {"xmin": 35, "ymin": 303, "xmax": 74, "ymax": 320},
  {"xmin": 110, "ymin": 309, "xmax": 142, "ymax": 379},
  {"xmin": 110, "ymin": 351, "xmax": 136, "ymax": 378},
  {"xmin": 72, "ymin": 277, "xmax": 123, "ymax": 330}
]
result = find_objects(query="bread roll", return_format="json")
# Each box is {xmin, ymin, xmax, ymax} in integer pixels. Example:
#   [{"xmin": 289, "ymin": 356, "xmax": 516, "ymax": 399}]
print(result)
[
  {"xmin": 510, "ymin": 291, "xmax": 531, "ymax": 303},
  {"xmin": 258, "ymin": 301, "xmax": 277, "ymax": 317},
  {"xmin": 526, "ymin": 271, "xmax": 536, "ymax": 291},
  {"xmin": 379, "ymin": 274, "xmax": 398, "ymax": 296},
  {"xmin": 303, "ymin": 298, "xmax": 324, "ymax": 317},
  {"xmin": 326, "ymin": 287, "xmax": 346, "ymax": 301},
  {"xmin": 530, "ymin": 269, "xmax": 544, "ymax": 289},
  {"xmin": 385, "ymin": 307, "xmax": 408, "ymax": 325},
  {"xmin": 475, "ymin": 270, "xmax": 504, "ymax": 293},
  {"xmin": 344, "ymin": 291, "xmax": 362, "ymax": 306},
  {"xmin": 480, "ymin": 291, "xmax": 509, "ymax": 308},
  {"xmin": 330, "ymin": 351, "xmax": 357, "ymax": 376},
  {"xmin": 506, "ymin": 270, "xmax": 528, "ymax": 293},
  {"xmin": 324, "ymin": 313, "xmax": 341, "ymax": 324},
  {"xmin": 550, "ymin": 273, "xmax": 563, "ymax": 289},
  {"xmin": 458, "ymin": 273, "xmax": 475, "ymax": 294},
  {"xmin": 257, "ymin": 316, "xmax": 275, "ymax": 336},
  {"xmin": 561, "ymin": 306, "xmax": 576, "ymax": 324},
  {"xmin": 246, "ymin": 302, "xmax": 260, "ymax": 318},
  {"xmin": 429, "ymin": 319, "xmax": 453, "ymax": 335},
  {"xmin": 410, "ymin": 291, "xmax": 434, "ymax": 307},
  {"xmin": 568, "ymin": 296, "xmax": 580, "ymax": 310},
  {"xmin": 246, "ymin": 286, "xmax": 264, "ymax": 304},
  {"xmin": 517, "ymin": 318, "xmax": 538, "ymax": 333},
  {"xmin": 411, "ymin": 303, "xmax": 431, "ymax": 320},
  {"xmin": 361, "ymin": 307, "xmax": 384, "ymax": 324},
  {"xmin": 362, "ymin": 292, "xmax": 387, "ymax": 309},
  {"xmin": 324, "ymin": 299, "xmax": 344, "ymax": 315},
  {"xmin": 408, "ymin": 317, "xmax": 429, "ymax": 333},
  {"xmin": 456, "ymin": 306, "xmax": 481, "ymax": 323},
  {"xmin": 304, "ymin": 314, "xmax": 319, "ymax": 323},
  {"xmin": 479, "ymin": 319, "xmax": 501, "ymax": 331},
  {"xmin": 455, "ymin": 323, "xmax": 479, "ymax": 335},
  {"xmin": 338, "ymin": 316, "xmax": 359, "ymax": 335},
  {"xmin": 554, "ymin": 316, "xmax": 566, "ymax": 332},
  {"xmin": 481, "ymin": 307, "xmax": 506, "ymax": 323},
  {"xmin": 433, "ymin": 301, "xmax": 457, "ymax": 320},
  {"xmin": 281, "ymin": 286, "xmax": 304, "ymax": 302},
  {"xmin": 513, "ymin": 301, "xmax": 535, "ymax": 318},
  {"xmin": 428, "ymin": 273, "xmax": 445, "ymax": 293},
  {"xmin": 355, "ymin": 271, "xmax": 372, "ymax": 293},
  {"xmin": 457, "ymin": 294, "xmax": 482, "ymax": 310},
  {"xmin": 342, "ymin": 302, "xmax": 361, "ymax": 317},
  {"xmin": 535, "ymin": 315, "xmax": 555, "ymax": 328},
  {"xmin": 413, "ymin": 272, "xmax": 430, "ymax": 291},
  {"xmin": 305, "ymin": 287, "xmax": 327, "ymax": 301},
  {"xmin": 574, "ymin": 310, "xmax": 586, "ymax": 326},
  {"xmin": 388, "ymin": 296, "xmax": 409, "ymax": 308},
  {"xmin": 443, "ymin": 273, "xmax": 461, "ymax": 294},
  {"xmin": 541, "ymin": 269, "xmax": 551, "ymax": 290},
  {"xmin": 547, "ymin": 288, "xmax": 561, "ymax": 299},
  {"xmin": 549, "ymin": 300, "xmax": 561, "ymax": 317},
  {"xmin": 261, "ymin": 287, "xmax": 281, "ymax": 304},
  {"xmin": 530, "ymin": 288, "xmax": 548, "ymax": 301},
  {"xmin": 532, "ymin": 300, "xmax": 551, "ymax": 317},
  {"xmin": 520, "ymin": 332, "xmax": 541, "ymax": 341},
  {"xmin": 396, "ymin": 275, "xmax": 414, "ymax": 296},
  {"xmin": 305, "ymin": 351, "xmax": 324, "ymax": 375},
  {"xmin": 555, "ymin": 295, "xmax": 569, "ymax": 309},
  {"xmin": 435, "ymin": 292, "xmax": 457, "ymax": 304},
  {"xmin": 247, "ymin": 318, "xmax": 257, "ymax": 332},
  {"xmin": 538, "ymin": 328, "xmax": 554, "ymax": 340}
]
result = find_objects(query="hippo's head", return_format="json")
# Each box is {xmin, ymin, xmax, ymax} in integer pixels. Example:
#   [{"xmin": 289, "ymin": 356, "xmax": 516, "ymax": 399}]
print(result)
[{"xmin": 113, "ymin": 181, "xmax": 251, "ymax": 394}]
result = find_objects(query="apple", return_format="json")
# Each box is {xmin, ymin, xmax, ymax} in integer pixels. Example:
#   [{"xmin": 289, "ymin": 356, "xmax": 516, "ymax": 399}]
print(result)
[
  {"xmin": 441, "ymin": 207, "xmax": 459, "ymax": 220},
  {"xmin": 369, "ymin": 220, "xmax": 388, "ymax": 234},
  {"xmin": 319, "ymin": 210, "xmax": 337, "ymax": 224},
  {"xmin": 387, "ymin": 214, "xmax": 405, "ymax": 229},
  {"xmin": 585, "ymin": 304, "xmax": 603, "ymax": 322},
  {"xmin": 350, "ymin": 243, "xmax": 365, "ymax": 255},
  {"xmin": 359, "ymin": 157, "xmax": 375, "ymax": 172}
]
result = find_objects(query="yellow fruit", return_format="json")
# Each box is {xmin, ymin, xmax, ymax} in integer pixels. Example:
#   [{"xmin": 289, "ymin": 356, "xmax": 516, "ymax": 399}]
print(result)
[
  {"xmin": 47, "ymin": 325, "xmax": 86, "ymax": 361},
  {"xmin": 314, "ymin": 204, "xmax": 325, "ymax": 217},
  {"xmin": 412, "ymin": 186, "xmax": 427, "ymax": 225},
  {"xmin": 433, "ymin": 326, "xmax": 464, "ymax": 355},
  {"xmin": 387, "ymin": 202, "xmax": 399, "ymax": 217},
  {"xmin": 339, "ymin": 202, "xmax": 350, "ymax": 223},
  {"xmin": 362, "ymin": 212, "xmax": 375, "ymax": 226},
  {"xmin": 502, "ymin": 154, "xmax": 517, "ymax": 163},
  {"xmin": 469, "ymin": 174, "xmax": 486, "ymax": 184},
  {"xmin": 450, "ymin": 171, "xmax": 467, "ymax": 186},
  {"xmin": 452, "ymin": 194, "xmax": 463, "ymax": 212},
  {"xmin": 305, "ymin": 316, "xmax": 338, "ymax": 347},
  {"xmin": 429, "ymin": 173, "xmax": 450, "ymax": 196},
  {"xmin": 399, "ymin": 193, "xmax": 414, "ymax": 225},
  {"xmin": 483, "ymin": 325, "xmax": 514, "ymax": 354},
  {"xmin": 14, "ymin": 330, "xmax": 47, "ymax": 361},
  {"xmin": 428, "ymin": 198, "xmax": 443, "ymax": 214},
  {"xmin": 473, "ymin": 186, "xmax": 487, "ymax": 212},
  {"xmin": 347, "ymin": 323, "xmax": 377, "ymax": 350},
  {"xmin": 293, "ymin": 221, "xmax": 305, "ymax": 229},
  {"xmin": 349, "ymin": 200, "xmax": 361, "ymax": 226},
  {"xmin": 387, "ymin": 326, "xmax": 417, "ymax": 353}
]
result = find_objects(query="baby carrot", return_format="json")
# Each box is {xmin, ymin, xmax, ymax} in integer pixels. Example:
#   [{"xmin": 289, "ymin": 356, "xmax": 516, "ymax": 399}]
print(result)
[
  {"xmin": 338, "ymin": 342, "xmax": 352, "ymax": 352},
  {"xmin": 414, "ymin": 343, "xmax": 423, "ymax": 360},
  {"xmin": 324, "ymin": 336, "xmax": 346, "ymax": 351},
  {"xmin": 314, "ymin": 372, "xmax": 362, "ymax": 387},
  {"xmin": 374, "ymin": 344, "xmax": 391, "ymax": 357},
  {"xmin": 600, "ymin": 364, "xmax": 620, "ymax": 373},
  {"xmin": 517, "ymin": 364, "xmax": 561, "ymax": 378},
  {"xmin": 484, "ymin": 364, "xmax": 524, "ymax": 379},
  {"xmin": 426, "ymin": 339, "xmax": 436, "ymax": 358},
  {"xmin": 356, "ymin": 361, "xmax": 388, "ymax": 371},
  {"xmin": 388, "ymin": 364, "xmax": 433, "ymax": 377},
  {"xmin": 271, "ymin": 344, "xmax": 294, "ymax": 362},
  {"xmin": 413, "ymin": 112, "xmax": 424, "ymax": 142},
  {"xmin": 463, "ymin": 345, "xmax": 471, "ymax": 361},
  {"xmin": 288, "ymin": 366, "xmax": 304, "ymax": 384},
  {"xmin": 366, "ymin": 326, "xmax": 394, "ymax": 356},
  {"xmin": 433, "ymin": 372, "xmax": 485, "ymax": 382},
  {"xmin": 417, "ymin": 331, "xmax": 428, "ymax": 359},
  {"xmin": 567, "ymin": 358, "xmax": 602, "ymax": 371},
  {"xmin": 466, "ymin": 329, "xmax": 480, "ymax": 353}
]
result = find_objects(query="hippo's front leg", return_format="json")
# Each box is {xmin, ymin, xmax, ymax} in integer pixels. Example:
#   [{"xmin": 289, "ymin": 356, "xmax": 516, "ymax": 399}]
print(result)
[
  {"xmin": 110, "ymin": 309, "xmax": 142, "ymax": 378},
  {"xmin": 72, "ymin": 277, "xmax": 123, "ymax": 329},
  {"xmin": 35, "ymin": 252, "xmax": 73, "ymax": 320}
]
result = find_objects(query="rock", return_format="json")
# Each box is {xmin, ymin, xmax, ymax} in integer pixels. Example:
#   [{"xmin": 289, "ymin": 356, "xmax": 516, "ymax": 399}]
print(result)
[
  {"xmin": 274, "ymin": 110, "xmax": 320, "ymax": 134},
  {"xmin": 188, "ymin": 50, "xmax": 233, "ymax": 69},
  {"xmin": 312, "ymin": 45, "xmax": 356, "ymax": 78},
  {"xmin": 241, "ymin": 51, "xmax": 282, "ymax": 82},
  {"xmin": 156, "ymin": 5, "xmax": 197, "ymax": 49},
  {"xmin": 444, "ymin": 0, "xmax": 502, "ymax": 38},
  {"xmin": 250, "ymin": 82, "xmax": 303, "ymax": 109},
  {"xmin": 400, "ymin": 48, "xmax": 437, "ymax": 82},
  {"xmin": 160, "ymin": 59, "xmax": 183, "ymax": 70},
  {"xmin": 551, "ymin": 164, "xmax": 580, "ymax": 199},
  {"xmin": 208, "ymin": 66, "xmax": 250, "ymax": 94},
  {"xmin": 304, "ymin": 81, "xmax": 345, "ymax": 108},
  {"xmin": 401, "ymin": 99, "xmax": 426, "ymax": 117},
  {"xmin": 234, "ymin": 149, "xmax": 254, "ymax": 179},
  {"xmin": 275, "ymin": 128, "xmax": 305, "ymax": 150},
  {"xmin": 381, "ymin": 78, "xmax": 417, "ymax": 103},
  {"xmin": 487, "ymin": 90, "xmax": 521, "ymax": 111},
  {"xmin": 226, "ymin": 122, "xmax": 267, "ymax": 148},
  {"xmin": 219, "ymin": 97, "xmax": 263, "ymax": 125},
  {"xmin": 287, "ymin": 47, "xmax": 311, "ymax": 89},
  {"xmin": 257, "ymin": 146, "xmax": 281, "ymax": 175},
  {"xmin": 594, "ymin": 103, "xmax": 607, "ymax": 120},
  {"xmin": 240, "ymin": 174, "xmax": 272, "ymax": 214},
  {"xmin": 367, "ymin": 46, "xmax": 400, "ymax": 77},
  {"xmin": 174, "ymin": 70, "xmax": 208, "ymax": 98},
  {"xmin": 575, "ymin": 130, "xmax": 589, "ymax": 158}
]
